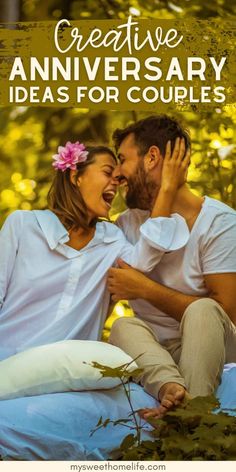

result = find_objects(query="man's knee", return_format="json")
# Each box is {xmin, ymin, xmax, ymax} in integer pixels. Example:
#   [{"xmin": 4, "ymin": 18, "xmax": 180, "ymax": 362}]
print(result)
[
  {"xmin": 109, "ymin": 316, "xmax": 133, "ymax": 345},
  {"xmin": 180, "ymin": 297, "xmax": 227, "ymax": 332},
  {"xmin": 109, "ymin": 316, "xmax": 150, "ymax": 345},
  {"xmin": 185, "ymin": 297, "xmax": 221, "ymax": 314}
]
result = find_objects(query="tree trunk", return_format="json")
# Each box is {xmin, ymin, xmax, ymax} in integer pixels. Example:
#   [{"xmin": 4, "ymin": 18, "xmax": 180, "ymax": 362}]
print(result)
[{"xmin": 0, "ymin": 0, "xmax": 20, "ymax": 22}]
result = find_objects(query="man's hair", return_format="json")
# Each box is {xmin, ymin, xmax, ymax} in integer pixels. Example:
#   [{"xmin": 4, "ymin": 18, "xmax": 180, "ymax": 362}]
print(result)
[
  {"xmin": 113, "ymin": 114, "xmax": 191, "ymax": 157},
  {"xmin": 47, "ymin": 146, "xmax": 116, "ymax": 231}
]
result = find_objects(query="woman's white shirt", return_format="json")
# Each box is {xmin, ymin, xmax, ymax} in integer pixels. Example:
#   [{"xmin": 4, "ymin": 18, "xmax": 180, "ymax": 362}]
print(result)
[{"xmin": 0, "ymin": 210, "xmax": 189, "ymax": 360}]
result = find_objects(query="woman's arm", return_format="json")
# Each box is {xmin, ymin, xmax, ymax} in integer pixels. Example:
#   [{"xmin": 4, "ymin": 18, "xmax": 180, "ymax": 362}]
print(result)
[
  {"xmin": 119, "ymin": 139, "xmax": 190, "ymax": 272},
  {"xmin": 0, "ymin": 211, "xmax": 22, "ymax": 310}
]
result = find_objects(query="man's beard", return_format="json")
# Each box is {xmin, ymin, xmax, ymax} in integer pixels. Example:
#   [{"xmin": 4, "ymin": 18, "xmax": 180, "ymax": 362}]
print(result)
[{"xmin": 126, "ymin": 161, "xmax": 158, "ymax": 210}]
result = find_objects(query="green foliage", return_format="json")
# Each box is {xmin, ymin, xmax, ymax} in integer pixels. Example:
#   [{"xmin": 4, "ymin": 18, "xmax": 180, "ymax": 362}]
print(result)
[
  {"xmin": 89, "ymin": 359, "xmax": 143, "ymax": 380},
  {"xmin": 0, "ymin": 2, "xmax": 235, "ymax": 225},
  {"xmin": 0, "ymin": 108, "xmax": 235, "ymax": 228},
  {"xmin": 115, "ymin": 395, "xmax": 236, "ymax": 461},
  {"xmin": 89, "ymin": 359, "xmax": 144, "ymax": 444},
  {"xmin": 17, "ymin": 0, "xmax": 236, "ymax": 21},
  {"xmin": 90, "ymin": 362, "xmax": 236, "ymax": 461}
]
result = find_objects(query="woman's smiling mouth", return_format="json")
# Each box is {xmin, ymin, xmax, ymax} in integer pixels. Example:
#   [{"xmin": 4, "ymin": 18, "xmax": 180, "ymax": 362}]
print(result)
[{"xmin": 102, "ymin": 189, "xmax": 116, "ymax": 208}]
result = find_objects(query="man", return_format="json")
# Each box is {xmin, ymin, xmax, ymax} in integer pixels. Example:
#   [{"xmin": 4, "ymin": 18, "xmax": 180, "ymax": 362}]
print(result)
[{"xmin": 108, "ymin": 114, "xmax": 236, "ymax": 418}]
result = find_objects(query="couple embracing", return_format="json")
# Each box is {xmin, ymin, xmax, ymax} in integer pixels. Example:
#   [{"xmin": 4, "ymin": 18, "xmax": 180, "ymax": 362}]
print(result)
[{"xmin": 0, "ymin": 114, "xmax": 235, "ymax": 417}]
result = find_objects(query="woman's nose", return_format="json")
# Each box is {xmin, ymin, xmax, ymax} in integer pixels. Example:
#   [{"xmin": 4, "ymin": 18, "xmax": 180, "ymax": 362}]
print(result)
[{"xmin": 111, "ymin": 166, "xmax": 121, "ymax": 183}]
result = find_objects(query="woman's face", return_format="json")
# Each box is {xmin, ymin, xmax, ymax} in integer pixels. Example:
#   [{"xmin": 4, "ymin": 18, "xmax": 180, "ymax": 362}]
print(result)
[{"xmin": 75, "ymin": 153, "xmax": 118, "ymax": 220}]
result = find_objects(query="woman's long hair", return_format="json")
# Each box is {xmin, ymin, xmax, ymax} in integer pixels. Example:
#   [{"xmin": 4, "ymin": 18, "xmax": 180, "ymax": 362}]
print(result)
[{"xmin": 47, "ymin": 146, "xmax": 116, "ymax": 231}]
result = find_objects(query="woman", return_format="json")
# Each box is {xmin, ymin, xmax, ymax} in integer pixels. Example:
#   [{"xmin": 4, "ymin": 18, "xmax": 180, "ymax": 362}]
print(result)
[{"xmin": 0, "ymin": 139, "xmax": 189, "ymax": 361}]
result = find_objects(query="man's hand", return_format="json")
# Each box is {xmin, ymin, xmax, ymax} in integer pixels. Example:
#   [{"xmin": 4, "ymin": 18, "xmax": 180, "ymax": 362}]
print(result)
[
  {"xmin": 108, "ymin": 258, "xmax": 200, "ymax": 321},
  {"xmin": 161, "ymin": 138, "xmax": 190, "ymax": 193},
  {"xmin": 107, "ymin": 259, "xmax": 150, "ymax": 302},
  {"xmin": 108, "ymin": 261, "xmax": 236, "ymax": 325}
]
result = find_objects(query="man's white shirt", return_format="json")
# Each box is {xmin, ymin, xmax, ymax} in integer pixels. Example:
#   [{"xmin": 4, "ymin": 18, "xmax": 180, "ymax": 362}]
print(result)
[{"xmin": 117, "ymin": 196, "xmax": 236, "ymax": 343}]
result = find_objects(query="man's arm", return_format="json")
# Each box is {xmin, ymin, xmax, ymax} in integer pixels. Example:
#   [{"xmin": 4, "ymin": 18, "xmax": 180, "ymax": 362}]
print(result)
[
  {"xmin": 107, "ymin": 260, "xmax": 236, "ymax": 325},
  {"xmin": 108, "ymin": 259, "xmax": 199, "ymax": 322},
  {"xmin": 204, "ymin": 273, "xmax": 236, "ymax": 324},
  {"xmin": 150, "ymin": 138, "xmax": 190, "ymax": 218},
  {"xmin": 118, "ymin": 138, "xmax": 190, "ymax": 272}
]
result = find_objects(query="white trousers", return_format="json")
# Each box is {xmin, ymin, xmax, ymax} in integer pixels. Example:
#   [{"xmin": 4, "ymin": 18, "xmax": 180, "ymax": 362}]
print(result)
[{"xmin": 109, "ymin": 298, "xmax": 236, "ymax": 398}]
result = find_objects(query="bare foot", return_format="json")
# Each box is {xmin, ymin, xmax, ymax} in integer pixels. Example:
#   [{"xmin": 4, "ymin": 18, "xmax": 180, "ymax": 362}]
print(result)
[{"xmin": 139, "ymin": 382, "xmax": 188, "ymax": 421}]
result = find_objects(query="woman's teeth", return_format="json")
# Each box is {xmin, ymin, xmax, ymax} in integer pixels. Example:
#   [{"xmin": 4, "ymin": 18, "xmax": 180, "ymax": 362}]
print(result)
[{"xmin": 102, "ymin": 190, "xmax": 116, "ymax": 208}]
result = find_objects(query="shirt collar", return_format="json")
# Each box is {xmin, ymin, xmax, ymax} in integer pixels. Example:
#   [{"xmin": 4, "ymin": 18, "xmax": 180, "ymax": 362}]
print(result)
[
  {"xmin": 101, "ymin": 221, "xmax": 124, "ymax": 243},
  {"xmin": 33, "ymin": 210, "xmax": 69, "ymax": 250},
  {"xmin": 33, "ymin": 211, "xmax": 122, "ymax": 252}
]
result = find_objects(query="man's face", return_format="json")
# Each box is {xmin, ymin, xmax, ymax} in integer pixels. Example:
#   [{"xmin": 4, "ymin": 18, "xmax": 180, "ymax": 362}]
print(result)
[{"xmin": 114, "ymin": 133, "xmax": 157, "ymax": 210}]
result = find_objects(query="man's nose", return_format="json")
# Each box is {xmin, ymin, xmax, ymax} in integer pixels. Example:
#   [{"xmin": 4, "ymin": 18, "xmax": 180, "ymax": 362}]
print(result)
[{"xmin": 111, "ymin": 165, "xmax": 121, "ymax": 184}]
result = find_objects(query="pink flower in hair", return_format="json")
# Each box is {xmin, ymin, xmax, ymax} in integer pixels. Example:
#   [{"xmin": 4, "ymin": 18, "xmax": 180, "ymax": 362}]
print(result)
[{"xmin": 52, "ymin": 141, "xmax": 88, "ymax": 171}]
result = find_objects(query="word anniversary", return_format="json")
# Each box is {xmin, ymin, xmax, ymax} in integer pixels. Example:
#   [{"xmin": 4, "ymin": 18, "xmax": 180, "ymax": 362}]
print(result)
[{"xmin": 9, "ymin": 56, "xmax": 226, "ymax": 82}]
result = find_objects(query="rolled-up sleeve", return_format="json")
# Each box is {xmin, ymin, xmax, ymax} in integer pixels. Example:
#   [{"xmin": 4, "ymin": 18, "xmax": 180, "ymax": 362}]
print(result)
[
  {"xmin": 0, "ymin": 211, "xmax": 22, "ymax": 310},
  {"xmin": 119, "ymin": 214, "xmax": 189, "ymax": 272}
]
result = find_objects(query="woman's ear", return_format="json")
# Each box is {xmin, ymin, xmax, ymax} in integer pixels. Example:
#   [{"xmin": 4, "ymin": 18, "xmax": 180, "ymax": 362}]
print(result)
[
  {"xmin": 70, "ymin": 170, "xmax": 80, "ymax": 186},
  {"xmin": 144, "ymin": 145, "xmax": 162, "ymax": 171}
]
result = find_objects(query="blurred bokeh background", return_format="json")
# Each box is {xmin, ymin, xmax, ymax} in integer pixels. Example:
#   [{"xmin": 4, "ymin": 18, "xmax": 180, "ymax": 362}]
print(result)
[
  {"xmin": 0, "ymin": 0, "xmax": 235, "ymax": 22},
  {"xmin": 0, "ymin": 0, "xmax": 235, "ymax": 336}
]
